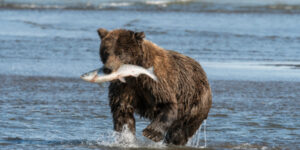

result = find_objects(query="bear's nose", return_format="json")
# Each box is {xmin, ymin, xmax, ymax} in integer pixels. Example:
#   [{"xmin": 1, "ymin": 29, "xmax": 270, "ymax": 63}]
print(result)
[{"xmin": 103, "ymin": 67, "xmax": 112, "ymax": 74}]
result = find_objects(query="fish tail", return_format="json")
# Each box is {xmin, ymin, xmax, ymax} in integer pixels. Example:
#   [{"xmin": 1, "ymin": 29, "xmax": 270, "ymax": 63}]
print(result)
[{"xmin": 147, "ymin": 67, "xmax": 158, "ymax": 82}]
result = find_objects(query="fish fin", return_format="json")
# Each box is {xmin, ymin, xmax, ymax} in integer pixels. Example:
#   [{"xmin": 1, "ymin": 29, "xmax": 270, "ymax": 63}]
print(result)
[
  {"xmin": 90, "ymin": 74, "xmax": 98, "ymax": 83},
  {"xmin": 119, "ymin": 77, "xmax": 126, "ymax": 83},
  {"xmin": 147, "ymin": 66, "xmax": 158, "ymax": 82},
  {"xmin": 147, "ymin": 66, "xmax": 154, "ymax": 73}
]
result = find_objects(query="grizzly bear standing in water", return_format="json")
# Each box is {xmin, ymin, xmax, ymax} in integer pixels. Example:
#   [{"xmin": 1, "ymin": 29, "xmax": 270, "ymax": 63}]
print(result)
[{"xmin": 97, "ymin": 28, "xmax": 212, "ymax": 145}]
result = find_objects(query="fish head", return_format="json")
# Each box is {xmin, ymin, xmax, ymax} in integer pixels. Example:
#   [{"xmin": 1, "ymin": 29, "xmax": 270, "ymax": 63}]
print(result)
[
  {"xmin": 97, "ymin": 28, "xmax": 145, "ymax": 73},
  {"xmin": 80, "ymin": 68, "xmax": 101, "ymax": 82}
]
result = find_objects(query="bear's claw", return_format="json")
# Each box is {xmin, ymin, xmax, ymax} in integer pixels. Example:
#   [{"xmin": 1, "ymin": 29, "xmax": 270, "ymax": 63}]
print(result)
[{"xmin": 142, "ymin": 128, "xmax": 164, "ymax": 142}]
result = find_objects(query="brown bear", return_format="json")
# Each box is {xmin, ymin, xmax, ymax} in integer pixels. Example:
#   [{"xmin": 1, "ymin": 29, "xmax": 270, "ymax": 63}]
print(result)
[{"xmin": 97, "ymin": 28, "xmax": 212, "ymax": 145}]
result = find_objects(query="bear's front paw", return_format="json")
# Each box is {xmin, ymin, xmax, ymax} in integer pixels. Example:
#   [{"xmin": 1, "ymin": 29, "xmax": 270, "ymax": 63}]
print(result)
[{"xmin": 143, "ymin": 127, "xmax": 164, "ymax": 142}]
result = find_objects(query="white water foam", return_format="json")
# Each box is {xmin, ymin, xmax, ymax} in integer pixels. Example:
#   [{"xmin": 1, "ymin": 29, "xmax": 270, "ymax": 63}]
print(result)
[
  {"xmin": 187, "ymin": 120, "xmax": 207, "ymax": 148},
  {"xmin": 96, "ymin": 124, "xmax": 166, "ymax": 149},
  {"xmin": 101, "ymin": 2, "xmax": 132, "ymax": 7},
  {"xmin": 145, "ymin": 0, "xmax": 193, "ymax": 7}
]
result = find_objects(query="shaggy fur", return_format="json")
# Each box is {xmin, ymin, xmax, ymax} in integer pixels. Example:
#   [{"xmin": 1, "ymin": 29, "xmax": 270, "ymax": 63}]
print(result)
[{"xmin": 97, "ymin": 28, "xmax": 212, "ymax": 145}]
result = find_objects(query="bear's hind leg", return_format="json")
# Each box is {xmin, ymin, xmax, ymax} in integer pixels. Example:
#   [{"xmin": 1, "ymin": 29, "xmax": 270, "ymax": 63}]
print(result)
[{"xmin": 164, "ymin": 117, "xmax": 203, "ymax": 145}]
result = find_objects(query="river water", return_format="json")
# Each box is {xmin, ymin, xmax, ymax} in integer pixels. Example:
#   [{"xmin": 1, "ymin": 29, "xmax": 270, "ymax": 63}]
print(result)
[{"xmin": 0, "ymin": 0, "xmax": 300, "ymax": 149}]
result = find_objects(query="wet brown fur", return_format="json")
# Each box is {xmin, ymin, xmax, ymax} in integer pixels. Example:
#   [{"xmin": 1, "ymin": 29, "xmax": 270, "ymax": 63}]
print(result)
[{"xmin": 98, "ymin": 28, "xmax": 212, "ymax": 145}]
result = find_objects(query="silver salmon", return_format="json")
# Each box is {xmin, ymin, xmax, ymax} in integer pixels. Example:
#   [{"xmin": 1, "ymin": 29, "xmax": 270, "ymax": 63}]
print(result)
[{"xmin": 80, "ymin": 64, "xmax": 158, "ymax": 83}]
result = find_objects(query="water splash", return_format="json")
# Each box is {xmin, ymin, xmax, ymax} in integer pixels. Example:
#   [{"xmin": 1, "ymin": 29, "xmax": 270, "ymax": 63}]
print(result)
[
  {"xmin": 96, "ymin": 124, "xmax": 166, "ymax": 149},
  {"xmin": 187, "ymin": 120, "xmax": 207, "ymax": 148},
  {"xmin": 96, "ymin": 125, "xmax": 136, "ymax": 148}
]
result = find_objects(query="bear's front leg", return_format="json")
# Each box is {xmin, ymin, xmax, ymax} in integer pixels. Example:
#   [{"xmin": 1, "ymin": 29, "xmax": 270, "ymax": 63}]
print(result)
[
  {"xmin": 111, "ymin": 103, "xmax": 135, "ymax": 133},
  {"xmin": 109, "ymin": 82, "xmax": 136, "ymax": 134},
  {"xmin": 143, "ymin": 103, "xmax": 177, "ymax": 142}
]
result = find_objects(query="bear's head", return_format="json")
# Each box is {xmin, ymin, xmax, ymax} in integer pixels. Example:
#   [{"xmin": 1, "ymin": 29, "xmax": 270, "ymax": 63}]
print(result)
[{"xmin": 97, "ymin": 28, "xmax": 145, "ymax": 74}]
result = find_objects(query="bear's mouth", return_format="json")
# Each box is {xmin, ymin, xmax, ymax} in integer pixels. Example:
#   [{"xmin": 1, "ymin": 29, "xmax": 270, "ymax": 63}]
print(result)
[{"xmin": 102, "ymin": 67, "xmax": 112, "ymax": 74}]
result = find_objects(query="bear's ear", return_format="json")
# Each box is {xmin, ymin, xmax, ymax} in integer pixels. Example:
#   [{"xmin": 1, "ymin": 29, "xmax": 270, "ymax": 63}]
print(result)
[
  {"xmin": 134, "ymin": 32, "xmax": 145, "ymax": 43},
  {"xmin": 97, "ymin": 28, "xmax": 109, "ymax": 39}
]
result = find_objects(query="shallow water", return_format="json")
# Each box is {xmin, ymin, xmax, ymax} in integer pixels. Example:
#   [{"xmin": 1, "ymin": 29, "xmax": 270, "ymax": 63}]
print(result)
[
  {"xmin": 1, "ymin": 0, "xmax": 300, "ymax": 149},
  {"xmin": 1, "ymin": 75, "xmax": 299, "ymax": 149}
]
